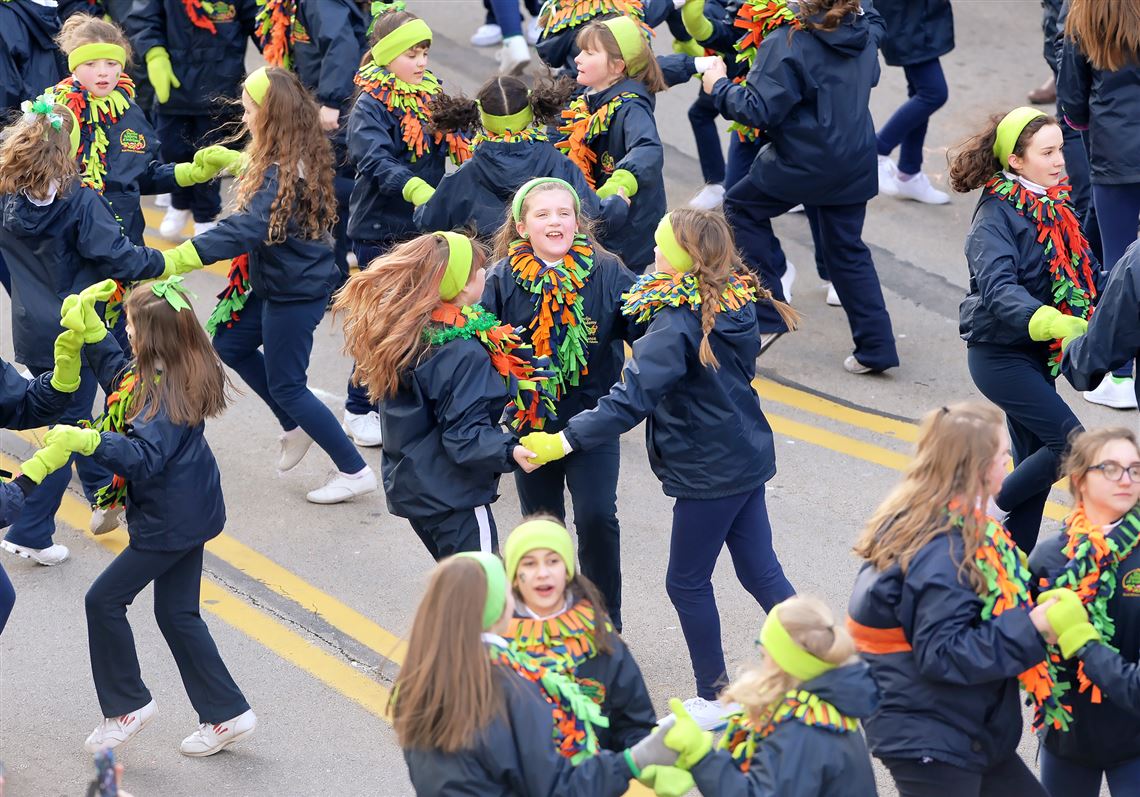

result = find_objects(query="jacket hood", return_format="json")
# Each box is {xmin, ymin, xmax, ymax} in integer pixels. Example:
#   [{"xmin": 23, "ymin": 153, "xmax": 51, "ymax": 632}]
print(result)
[
  {"xmin": 801, "ymin": 661, "xmax": 880, "ymax": 719},
  {"xmin": 589, "ymin": 77, "xmax": 654, "ymax": 111},
  {"xmin": 799, "ymin": 5, "xmax": 870, "ymax": 57},
  {"xmin": 1, "ymin": 190, "xmax": 68, "ymax": 237},
  {"xmin": 471, "ymin": 141, "xmax": 565, "ymax": 203},
  {"xmin": 6, "ymin": 0, "xmax": 60, "ymax": 50}
]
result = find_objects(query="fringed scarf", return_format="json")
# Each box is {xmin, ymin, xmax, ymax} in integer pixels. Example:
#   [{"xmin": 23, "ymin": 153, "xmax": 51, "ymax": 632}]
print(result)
[
  {"xmin": 621, "ymin": 271, "xmax": 757, "ymax": 324},
  {"xmin": 254, "ymin": 0, "xmax": 296, "ymax": 67},
  {"xmin": 728, "ymin": 0, "xmax": 800, "ymax": 143},
  {"xmin": 719, "ymin": 691, "xmax": 860, "ymax": 773},
  {"xmin": 555, "ymin": 92, "xmax": 639, "ymax": 188},
  {"xmin": 353, "ymin": 65, "xmax": 471, "ymax": 165},
  {"xmin": 182, "ymin": 0, "xmax": 218, "ymax": 33},
  {"xmin": 473, "ymin": 125, "xmax": 549, "ymax": 147},
  {"xmin": 205, "ymin": 254, "xmax": 251, "ymax": 335},
  {"xmin": 54, "ymin": 74, "xmax": 136, "ymax": 194},
  {"xmin": 985, "ymin": 174, "xmax": 1098, "ymax": 375},
  {"xmin": 507, "ymin": 598, "xmax": 608, "ymax": 704},
  {"xmin": 425, "ymin": 304, "xmax": 557, "ymax": 432},
  {"xmin": 540, "ymin": 0, "xmax": 650, "ymax": 38},
  {"xmin": 82, "ymin": 370, "xmax": 143, "ymax": 510}
]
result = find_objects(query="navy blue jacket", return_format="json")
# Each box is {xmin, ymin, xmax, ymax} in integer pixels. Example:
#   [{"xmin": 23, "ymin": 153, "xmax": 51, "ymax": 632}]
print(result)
[
  {"xmin": 534, "ymin": 0, "xmax": 682, "ymax": 78},
  {"xmin": 1058, "ymin": 33, "xmax": 1140, "ymax": 184},
  {"xmin": 380, "ymin": 336, "xmax": 517, "ymax": 519},
  {"xmin": 0, "ymin": 0, "xmax": 64, "ymax": 114},
  {"xmin": 414, "ymin": 140, "xmax": 628, "ymax": 241},
  {"xmin": 403, "ymin": 651, "xmax": 635, "ymax": 795},
  {"xmin": 481, "ymin": 247, "xmax": 637, "ymax": 433},
  {"xmin": 0, "ymin": 479, "xmax": 34, "ymax": 529},
  {"xmin": 124, "ymin": 0, "xmax": 256, "ymax": 114},
  {"xmin": 192, "ymin": 165, "xmax": 339, "ymax": 303},
  {"xmin": 564, "ymin": 296, "xmax": 777, "ymax": 499},
  {"xmin": 1062, "ymin": 240, "xmax": 1140, "ymax": 407},
  {"xmin": 848, "ymin": 530, "xmax": 1047, "ymax": 770},
  {"xmin": 710, "ymin": 4, "xmax": 884, "ymax": 206},
  {"xmin": 292, "ymin": 0, "xmax": 366, "ymax": 112},
  {"xmin": 0, "ymin": 186, "xmax": 165, "ymax": 369},
  {"xmin": 1075, "ymin": 642, "xmax": 1140, "ymax": 736},
  {"xmin": 84, "ymin": 335, "xmax": 226, "ymax": 551},
  {"xmin": 690, "ymin": 664, "xmax": 880, "ymax": 797},
  {"xmin": 683, "ymin": 0, "xmax": 751, "ymax": 83},
  {"xmin": 1030, "ymin": 525, "xmax": 1140, "ymax": 769},
  {"xmin": 874, "ymin": 0, "xmax": 953, "ymax": 66}
]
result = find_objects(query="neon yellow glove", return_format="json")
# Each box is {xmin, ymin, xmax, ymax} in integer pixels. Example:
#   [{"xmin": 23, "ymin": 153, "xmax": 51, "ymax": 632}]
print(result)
[
  {"xmin": 1028, "ymin": 305, "xmax": 1088, "ymax": 342},
  {"xmin": 1061, "ymin": 331, "xmax": 1084, "ymax": 352},
  {"xmin": 1039, "ymin": 588, "xmax": 1101, "ymax": 658},
  {"xmin": 44, "ymin": 424, "xmax": 101, "ymax": 456},
  {"xmin": 195, "ymin": 145, "xmax": 244, "ymax": 176},
  {"xmin": 402, "ymin": 176, "xmax": 436, "ymax": 207},
  {"xmin": 174, "ymin": 159, "xmax": 223, "ymax": 187},
  {"xmin": 161, "ymin": 240, "xmax": 204, "ymax": 278},
  {"xmin": 681, "ymin": 0, "xmax": 714, "ymax": 42},
  {"xmin": 664, "ymin": 698, "xmax": 714, "ymax": 770},
  {"xmin": 638, "ymin": 765, "xmax": 696, "ymax": 797},
  {"xmin": 50, "ymin": 328, "xmax": 84, "ymax": 392},
  {"xmin": 596, "ymin": 169, "xmax": 638, "ymax": 200},
  {"xmin": 518, "ymin": 432, "xmax": 568, "ymax": 465},
  {"xmin": 672, "ymin": 38, "xmax": 705, "ymax": 58},
  {"xmin": 145, "ymin": 47, "xmax": 181, "ymax": 104},
  {"xmin": 68, "ymin": 278, "xmax": 119, "ymax": 343},
  {"xmin": 1052, "ymin": 313, "xmax": 1088, "ymax": 341},
  {"xmin": 19, "ymin": 442, "xmax": 74, "ymax": 484}
]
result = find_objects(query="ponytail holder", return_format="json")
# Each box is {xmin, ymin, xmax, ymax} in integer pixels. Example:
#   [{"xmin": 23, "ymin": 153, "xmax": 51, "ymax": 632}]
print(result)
[
  {"xmin": 370, "ymin": 18, "xmax": 432, "ymax": 68},
  {"xmin": 436, "ymin": 231, "xmax": 473, "ymax": 301},
  {"xmin": 244, "ymin": 66, "xmax": 271, "ymax": 106},
  {"xmin": 511, "ymin": 177, "xmax": 580, "ymax": 222},
  {"xmin": 600, "ymin": 15, "xmax": 648, "ymax": 73},
  {"xmin": 21, "ymin": 93, "xmax": 80, "ymax": 158},
  {"xmin": 993, "ymin": 106, "xmax": 1047, "ymax": 170},
  {"xmin": 478, "ymin": 100, "xmax": 534, "ymax": 135},
  {"xmin": 367, "ymin": 0, "xmax": 407, "ymax": 34},
  {"xmin": 150, "ymin": 275, "xmax": 196, "ymax": 311},
  {"xmin": 454, "ymin": 551, "xmax": 508, "ymax": 631},
  {"xmin": 67, "ymin": 42, "xmax": 127, "ymax": 71},
  {"xmin": 654, "ymin": 213, "xmax": 694, "ymax": 273},
  {"xmin": 759, "ymin": 605, "xmax": 837, "ymax": 682}
]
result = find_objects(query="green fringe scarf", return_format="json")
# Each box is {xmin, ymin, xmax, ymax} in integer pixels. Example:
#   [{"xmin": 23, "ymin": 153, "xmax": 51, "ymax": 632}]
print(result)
[{"xmin": 719, "ymin": 690, "xmax": 859, "ymax": 773}]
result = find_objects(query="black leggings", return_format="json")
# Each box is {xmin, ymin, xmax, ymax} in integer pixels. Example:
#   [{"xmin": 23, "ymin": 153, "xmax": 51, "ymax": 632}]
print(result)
[{"xmin": 882, "ymin": 754, "xmax": 1049, "ymax": 797}]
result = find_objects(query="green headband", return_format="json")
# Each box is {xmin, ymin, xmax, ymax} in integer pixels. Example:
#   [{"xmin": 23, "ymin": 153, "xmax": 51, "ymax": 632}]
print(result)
[
  {"xmin": 504, "ymin": 519, "xmax": 575, "ymax": 583},
  {"xmin": 511, "ymin": 177, "xmax": 581, "ymax": 222},
  {"xmin": 993, "ymin": 106, "xmax": 1047, "ymax": 170},
  {"xmin": 437, "ymin": 231, "xmax": 473, "ymax": 301},
  {"xmin": 244, "ymin": 66, "xmax": 271, "ymax": 106},
  {"xmin": 759, "ymin": 605, "xmax": 837, "ymax": 682},
  {"xmin": 654, "ymin": 213, "xmax": 694, "ymax": 273},
  {"xmin": 601, "ymin": 16, "xmax": 647, "ymax": 73},
  {"xmin": 454, "ymin": 552, "xmax": 508, "ymax": 631},
  {"xmin": 370, "ymin": 18, "xmax": 432, "ymax": 67},
  {"xmin": 68, "ymin": 43, "xmax": 127, "ymax": 71},
  {"xmin": 63, "ymin": 105, "xmax": 80, "ymax": 159},
  {"xmin": 479, "ymin": 102, "xmax": 534, "ymax": 135}
]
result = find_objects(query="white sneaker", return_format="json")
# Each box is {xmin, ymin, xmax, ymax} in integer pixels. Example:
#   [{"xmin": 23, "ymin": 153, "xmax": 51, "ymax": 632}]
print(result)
[
  {"xmin": 193, "ymin": 220, "xmax": 219, "ymax": 236},
  {"xmin": 895, "ymin": 172, "xmax": 951, "ymax": 205},
  {"xmin": 471, "ymin": 23, "xmax": 502, "ymax": 46},
  {"xmin": 844, "ymin": 355, "xmax": 874, "ymax": 375},
  {"xmin": 688, "ymin": 184, "xmax": 725, "ymax": 210},
  {"xmin": 877, "ymin": 156, "xmax": 900, "ymax": 198},
  {"xmin": 154, "ymin": 193, "xmax": 171, "ymax": 208},
  {"xmin": 84, "ymin": 700, "xmax": 156, "ymax": 754},
  {"xmin": 277, "ymin": 427, "xmax": 314, "ymax": 472},
  {"xmin": 305, "ymin": 467, "xmax": 378, "ymax": 505},
  {"xmin": 759, "ymin": 332, "xmax": 783, "ymax": 354},
  {"xmin": 668, "ymin": 697, "xmax": 741, "ymax": 732},
  {"xmin": 0, "ymin": 540, "xmax": 69, "ymax": 566},
  {"xmin": 824, "ymin": 282, "xmax": 841, "ymax": 307},
  {"xmin": 788, "ymin": 203, "xmax": 805, "ymax": 213},
  {"xmin": 525, "ymin": 18, "xmax": 541, "ymax": 44},
  {"xmin": 90, "ymin": 506, "xmax": 124, "ymax": 535},
  {"xmin": 180, "ymin": 708, "xmax": 257, "ymax": 757},
  {"xmin": 779, "ymin": 260, "xmax": 796, "ymax": 303},
  {"xmin": 342, "ymin": 410, "xmax": 382, "ymax": 448},
  {"xmin": 1083, "ymin": 375, "xmax": 1138, "ymax": 410},
  {"xmin": 158, "ymin": 207, "xmax": 191, "ymax": 240},
  {"xmin": 497, "ymin": 35, "xmax": 531, "ymax": 76}
]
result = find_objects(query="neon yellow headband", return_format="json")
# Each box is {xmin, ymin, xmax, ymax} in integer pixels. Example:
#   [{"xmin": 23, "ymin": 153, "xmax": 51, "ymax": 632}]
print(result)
[
  {"xmin": 504, "ymin": 519, "xmax": 575, "ymax": 583},
  {"xmin": 511, "ymin": 177, "xmax": 580, "ymax": 222},
  {"xmin": 244, "ymin": 66, "xmax": 271, "ymax": 106},
  {"xmin": 993, "ymin": 106, "xmax": 1047, "ymax": 169},
  {"xmin": 454, "ymin": 552, "xmax": 508, "ymax": 631},
  {"xmin": 654, "ymin": 213, "xmax": 694, "ymax": 273},
  {"xmin": 436, "ymin": 231, "xmax": 473, "ymax": 301},
  {"xmin": 600, "ymin": 16, "xmax": 647, "ymax": 73},
  {"xmin": 68, "ymin": 43, "xmax": 127, "ymax": 71},
  {"xmin": 478, "ymin": 101, "xmax": 534, "ymax": 135},
  {"xmin": 63, "ymin": 105, "xmax": 81, "ymax": 159},
  {"xmin": 370, "ymin": 18, "xmax": 432, "ymax": 67},
  {"xmin": 759, "ymin": 605, "xmax": 837, "ymax": 682}
]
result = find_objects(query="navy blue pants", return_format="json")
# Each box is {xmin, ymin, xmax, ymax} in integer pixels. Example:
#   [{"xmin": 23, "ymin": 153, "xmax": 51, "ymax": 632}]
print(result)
[
  {"xmin": 1093, "ymin": 181, "xmax": 1140, "ymax": 378},
  {"xmin": 85, "ymin": 543, "xmax": 249, "ymax": 722},
  {"xmin": 514, "ymin": 437, "xmax": 622, "ymax": 630},
  {"xmin": 689, "ymin": 92, "xmax": 726, "ymax": 186},
  {"xmin": 155, "ymin": 112, "xmax": 225, "ymax": 223},
  {"xmin": 1040, "ymin": 746, "xmax": 1140, "ymax": 797},
  {"xmin": 882, "ymin": 754, "xmax": 1049, "ymax": 797},
  {"xmin": 408, "ymin": 505, "xmax": 498, "ymax": 561},
  {"xmin": 875, "ymin": 58, "xmax": 949, "ymax": 175},
  {"xmin": 0, "ymin": 562, "xmax": 13, "ymax": 635},
  {"xmin": 212, "ymin": 292, "xmax": 365, "ymax": 474},
  {"xmin": 668, "ymin": 485, "xmax": 795, "ymax": 699},
  {"xmin": 331, "ymin": 140, "xmax": 353, "ymax": 287},
  {"xmin": 724, "ymin": 133, "xmax": 760, "ymax": 191},
  {"xmin": 967, "ymin": 343, "xmax": 1082, "ymax": 551},
  {"xmin": 344, "ymin": 240, "xmax": 396, "ymax": 415}
]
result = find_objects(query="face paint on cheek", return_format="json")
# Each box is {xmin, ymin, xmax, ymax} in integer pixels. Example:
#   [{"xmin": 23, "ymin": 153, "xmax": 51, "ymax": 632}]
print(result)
[{"xmin": 517, "ymin": 571, "xmax": 527, "ymax": 584}]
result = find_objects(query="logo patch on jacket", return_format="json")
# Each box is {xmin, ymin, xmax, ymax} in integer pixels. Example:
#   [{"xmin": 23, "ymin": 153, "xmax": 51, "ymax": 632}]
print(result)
[
  {"xmin": 291, "ymin": 18, "xmax": 311, "ymax": 43},
  {"xmin": 119, "ymin": 129, "xmax": 146, "ymax": 153},
  {"xmin": 209, "ymin": 1, "xmax": 236, "ymax": 22},
  {"xmin": 600, "ymin": 151, "xmax": 615, "ymax": 176},
  {"xmin": 1122, "ymin": 569, "xmax": 1140, "ymax": 597}
]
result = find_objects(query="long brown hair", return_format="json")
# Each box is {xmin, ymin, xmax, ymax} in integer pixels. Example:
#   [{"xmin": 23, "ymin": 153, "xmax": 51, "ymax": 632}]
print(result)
[
  {"xmin": 333, "ymin": 233, "xmax": 487, "ymax": 400},
  {"xmin": 123, "ymin": 287, "xmax": 231, "ymax": 426},
  {"xmin": 1066, "ymin": 0, "xmax": 1140, "ymax": 71},
  {"xmin": 853, "ymin": 402, "xmax": 1005, "ymax": 594},
  {"xmin": 56, "ymin": 14, "xmax": 134, "ymax": 65},
  {"xmin": 0, "ymin": 106, "xmax": 78, "ymax": 198},
  {"xmin": 576, "ymin": 17, "xmax": 667, "ymax": 94},
  {"xmin": 235, "ymin": 67, "xmax": 336, "ymax": 243},
  {"xmin": 947, "ymin": 112, "xmax": 1056, "ymax": 193},
  {"xmin": 795, "ymin": 0, "xmax": 862, "ymax": 31},
  {"xmin": 390, "ymin": 556, "xmax": 505, "ymax": 752},
  {"xmin": 1063, "ymin": 426, "xmax": 1140, "ymax": 503},
  {"xmin": 490, "ymin": 180, "xmax": 601, "ymax": 259},
  {"xmin": 668, "ymin": 208, "xmax": 799, "ymax": 368}
]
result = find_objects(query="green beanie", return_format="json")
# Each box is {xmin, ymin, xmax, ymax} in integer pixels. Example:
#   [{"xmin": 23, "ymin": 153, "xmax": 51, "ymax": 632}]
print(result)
[{"xmin": 504, "ymin": 518, "xmax": 576, "ymax": 582}]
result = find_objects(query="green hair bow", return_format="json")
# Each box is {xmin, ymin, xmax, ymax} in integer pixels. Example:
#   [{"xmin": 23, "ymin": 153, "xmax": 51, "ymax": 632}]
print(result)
[
  {"xmin": 150, "ymin": 275, "xmax": 196, "ymax": 312},
  {"xmin": 20, "ymin": 92, "xmax": 63, "ymax": 131}
]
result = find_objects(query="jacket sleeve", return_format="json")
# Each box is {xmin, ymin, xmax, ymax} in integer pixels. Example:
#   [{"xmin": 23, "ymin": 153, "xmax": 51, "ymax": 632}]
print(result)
[
  {"xmin": 190, "ymin": 172, "xmax": 276, "ymax": 263},
  {"xmin": 1057, "ymin": 35, "xmax": 1093, "ymax": 129},
  {"xmin": 556, "ymin": 158, "xmax": 630, "ymax": 233},
  {"xmin": 0, "ymin": 480, "xmax": 31, "ymax": 530},
  {"xmin": 710, "ymin": 35, "xmax": 803, "ymax": 131},
  {"xmin": 687, "ymin": 1, "xmax": 740, "ymax": 54},
  {"xmin": 899, "ymin": 538, "xmax": 1047, "ymax": 686},
  {"xmin": 90, "ymin": 412, "xmax": 184, "ymax": 480},
  {"xmin": 1062, "ymin": 253, "xmax": 1140, "ymax": 391},
  {"xmin": 0, "ymin": 363, "xmax": 70, "ymax": 430},
  {"xmin": 690, "ymin": 727, "xmax": 823, "ymax": 797},
  {"xmin": 347, "ymin": 97, "xmax": 416, "ymax": 196},
  {"xmin": 83, "ymin": 335, "xmax": 132, "ymax": 397},
  {"xmin": 603, "ymin": 639, "xmax": 658, "ymax": 750},
  {"xmin": 478, "ymin": 261, "xmax": 510, "ymax": 319},
  {"xmin": 536, "ymin": 28, "xmax": 575, "ymax": 71},
  {"xmin": 427, "ymin": 343, "xmax": 517, "ymax": 473},
  {"xmin": 612, "ymin": 103, "xmax": 664, "ymax": 196},
  {"xmin": 413, "ymin": 169, "xmax": 463, "ymax": 232},
  {"xmin": 123, "ymin": 0, "xmax": 167, "ymax": 61},
  {"xmin": 74, "ymin": 190, "xmax": 166, "ymax": 282},
  {"xmin": 965, "ymin": 213, "xmax": 1043, "ymax": 331},
  {"xmin": 139, "ymin": 160, "xmax": 179, "ymax": 196},
  {"xmin": 658, "ymin": 53, "xmax": 696, "ymax": 88},
  {"xmin": 311, "ymin": 0, "xmax": 362, "ymax": 107},
  {"xmin": 0, "ymin": 21, "xmax": 30, "ymax": 112},
  {"xmin": 1078, "ymin": 641, "xmax": 1140, "ymax": 713}
]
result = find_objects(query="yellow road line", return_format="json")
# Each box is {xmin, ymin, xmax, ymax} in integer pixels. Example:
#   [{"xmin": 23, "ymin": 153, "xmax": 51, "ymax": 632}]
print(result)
[{"xmin": 756, "ymin": 377, "xmax": 918, "ymax": 443}]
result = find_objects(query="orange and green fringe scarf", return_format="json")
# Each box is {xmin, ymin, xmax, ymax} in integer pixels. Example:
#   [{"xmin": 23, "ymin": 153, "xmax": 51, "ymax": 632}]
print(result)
[
  {"xmin": 254, "ymin": 0, "xmax": 296, "ymax": 67},
  {"xmin": 1043, "ymin": 503, "xmax": 1140, "ymax": 708},
  {"xmin": 82, "ymin": 370, "xmax": 144, "ymax": 510},
  {"xmin": 487, "ymin": 639, "xmax": 608, "ymax": 763},
  {"xmin": 205, "ymin": 254, "xmax": 251, "ymax": 335},
  {"xmin": 473, "ymin": 124, "xmax": 549, "ymax": 147},
  {"xmin": 508, "ymin": 235, "xmax": 593, "ymax": 413},
  {"xmin": 507, "ymin": 598, "xmax": 609, "ymax": 705},
  {"xmin": 540, "ymin": 0, "xmax": 650, "ymax": 38},
  {"xmin": 621, "ymin": 270, "xmax": 758, "ymax": 324},
  {"xmin": 353, "ymin": 65, "xmax": 472, "ymax": 165},
  {"xmin": 985, "ymin": 174, "xmax": 1097, "ymax": 376},
  {"xmin": 183, "ymin": 0, "xmax": 218, "ymax": 33},
  {"xmin": 555, "ymin": 92, "xmax": 639, "ymax": 188},
  {"xmin": 720, "ymin": 691, "xmax": 860, "ymax": 773},
  {"xmin": 729, "ymin": 0, "xmax": 800, "ymax": 143},
  {"xmin": 950, "ymin": 505, "xmax": 1073, "ymax": 731},
  {"xmin": 425, "ymin": 304, "xmax": 557, "ymax": 432}
]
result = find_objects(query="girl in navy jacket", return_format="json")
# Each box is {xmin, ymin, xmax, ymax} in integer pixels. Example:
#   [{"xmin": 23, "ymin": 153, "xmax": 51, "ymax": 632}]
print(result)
[
  {"xmin": 520, "ymin": 208, "xmax": 798, "ymax": 731},
  {"xmin": 536, "ymin": 0, "xmax": 672, "ymax": 76},
  {"xmin": 848, "ymin": 402, "xmax": 1055, "ymax": 797},
  {"xmin": 46, "ymin": 281, "xmax": 256, "ymax": 759},
  {"xmin": 0, "ymin": 0, "xmax": 64, "ymax": 116},
  {"xmin": 481, "ymin": 179, "xmax": 635, "ymax": 625},
  {"xmin": 949, "ymin": 108, "xmax": 1100, "ymax": 551}
]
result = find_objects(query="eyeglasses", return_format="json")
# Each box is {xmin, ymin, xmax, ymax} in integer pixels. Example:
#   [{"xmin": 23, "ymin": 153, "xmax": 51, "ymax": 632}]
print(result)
[{"xmin": 1087, "ymin": 461, "xmax": 1140, "ymax": 482}]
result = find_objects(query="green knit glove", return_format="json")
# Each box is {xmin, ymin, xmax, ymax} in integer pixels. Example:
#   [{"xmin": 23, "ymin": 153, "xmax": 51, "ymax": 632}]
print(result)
[
  {"xmin": 145, "ymin": 47, "xmax": 181, "ymax": 104},
  {"xmin": 638, "ymin": 765, "xmax": 696, "ymax": 797},
  {"xmin": 196, "ymin": 145, "xmax": 244, "ymax": 175},
  {"xmin": 1028, "ymin": 305, "xmax": 1061, "ymax": 341},
  {"xmin": 402, "ymin": 176, "xmax": 436, "ymax": 207},
  {"xmin": 1039, "ymin": 588, "xmax": 1101, "ymax": 658},
  {"xmin": 681, "ymin": 0, "xmax": 714, "ymax": 42},
  {"xmin": 174, "ymin": 160, "xmax": 222, "ymax": 187},
  {"xmin": 44, "ymin": 424, "xmax": 101, "ymax": 456},
  {"xmin": 50, "ymin": 328, "xmax": 84, "ymax": 392},
  {"xmin": 19, "ymin": 442, "xmax": 74, "ymax": 484},
  {"xmin": 596, "ymin": 169, "xmax": 638, "ymax": 200},
  {"xmin": 161, "ymin": 240, "xmax": 204, "ymax": 278},
  {"xmin": 672, "ymin": 38, "xmax": 705, "ymax": 58},
  {"xmin": 66, "ymin": 278, "xmax": 118, "ymax": 343},
  {"xmin": 518, "ymin": 432, "xmax": 567, "ymax": 465},
  {"xmin": 664, "ymin": 698, "xmax": 713, "ymax": 771}
]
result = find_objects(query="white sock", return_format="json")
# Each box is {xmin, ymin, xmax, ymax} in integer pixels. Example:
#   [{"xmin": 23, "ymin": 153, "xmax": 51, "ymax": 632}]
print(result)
[
  {"xmin": 340, "ymin": 466, "xmax": 371, "ymax": 479},
  {"xmin": 898, "ymin": 171, "xmax": 917, "ymax": 182},
  {"xmin": 282, "ymin": 427, "xmax": 306, "ymax": 440}
]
